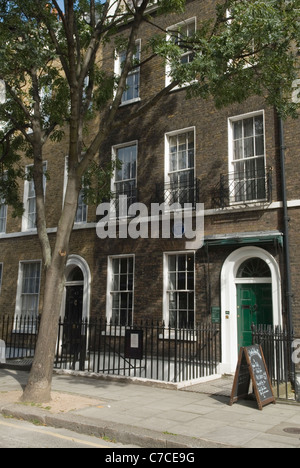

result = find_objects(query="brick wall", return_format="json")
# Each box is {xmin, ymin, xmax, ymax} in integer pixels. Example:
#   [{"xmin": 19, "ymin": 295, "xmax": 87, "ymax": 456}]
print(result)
[{"xmin": 1, "ymin": 0, "xmax": 300, "ymax": 336}]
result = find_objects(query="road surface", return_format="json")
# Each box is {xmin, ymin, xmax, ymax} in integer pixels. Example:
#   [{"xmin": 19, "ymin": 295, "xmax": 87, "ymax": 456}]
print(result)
[{"xmin": 0, "ymin": 414, "xmax": 137, "ymax": 449}]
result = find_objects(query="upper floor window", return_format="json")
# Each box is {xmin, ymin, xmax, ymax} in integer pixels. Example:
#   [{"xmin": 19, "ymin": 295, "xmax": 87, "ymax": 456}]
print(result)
[
  {"xmin": 63, "ymin": 156, "xmax": 88, "ymax": 225},
  {"xmin": 0, "ymin": 202, "xmax": 7, "ymax": 234},
  {"xmin": 229, "ymin": 112, "xmax": 266, "ymax": 203},
  {"xmin": 75, "ymin": 189, "xmax": 88, "ymax": 224},
  {"xmin": 22, "ymin": 163, "xmax": 47, "ymax": 232},
  {"xmin": 111, "ymin": 142, "xmax": 137, "ymax": 218},
  {"xmin": 164, "ymin": 128, "xmax": 195, "ymax": 206},
  {"xmin": 115, "ymin": 40, "xmax": 141, "ymax": 105},
  {"xmin": 166, "ymin": 18, "xmax": 196, "ymax": 87}
]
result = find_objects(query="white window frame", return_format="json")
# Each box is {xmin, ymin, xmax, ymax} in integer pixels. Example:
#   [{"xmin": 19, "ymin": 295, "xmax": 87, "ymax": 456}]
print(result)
[
  {"xmin": 22, "ymin": 163, "xmax": 47, "ymax": 232},
  {"xmin": 111, "ymin": 141, "xmax": 138, "ymax": 219},
  {"xmin": 0, "ymin": 200, "xmax": 7, "ymax": 234},
  {"xmin": 165, "ymin": 17, "xmax": 197, "ymax": 89},
  {"xmin": 164, "ymin": 127, "xmax": 196, "ymax": 209},
  {"xmin": 165, "ymin": 127, "xmax": 196, "ymax": 184},
  {"xmin": 228, "ymin": 110, "xmax": 267, "ymax": 204},
  {"xmin": 106, "ymin": 255, "xmax": 135, "ymax": 327},
  {"xmin": 163, "ymin": 251, "xmax": 196, "ymax": 329},
  {"xmin": 14, "ymin": 260, "xmax": 42, "ymax": 332},
  {"xmin": 63, "ymin": 156, "xmax": 88, "ymax": 225},
  {"xmin": 0, "ymin": 263, "xmax": 3, "ymax": 294},
  {"xmin": 114, "ymin": 39, "xmax": 141, "ymax": 106}
]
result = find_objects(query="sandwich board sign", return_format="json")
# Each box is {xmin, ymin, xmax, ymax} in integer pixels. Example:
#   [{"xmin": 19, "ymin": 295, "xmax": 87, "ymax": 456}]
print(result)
[{"xmin": 229, "ymin": 345, "xmax": 275, "ymax": 411}]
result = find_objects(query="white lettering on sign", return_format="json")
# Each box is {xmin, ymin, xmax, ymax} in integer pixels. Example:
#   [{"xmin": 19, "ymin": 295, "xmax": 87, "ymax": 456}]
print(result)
[{"xmin": 292, "ymin": 79, "xmax": 300, "ymax": 104}]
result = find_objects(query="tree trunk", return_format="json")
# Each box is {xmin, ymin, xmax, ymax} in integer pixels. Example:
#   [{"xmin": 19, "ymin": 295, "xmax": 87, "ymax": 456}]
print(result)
[
  {"xmin": 21, "ymin": 258, "xmax": 66, "ymax": 403},
  {"xmin": 21, "ymin": 176, "xmax": 80, "ymax": 404}
]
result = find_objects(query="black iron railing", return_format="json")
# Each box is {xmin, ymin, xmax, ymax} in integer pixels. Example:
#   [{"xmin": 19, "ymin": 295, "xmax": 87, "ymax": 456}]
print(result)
[
  {"xmin": 252, "ymin": 325, "xmax": 299, "ymax": 401},
  {"xmin": 155, "ymin": 179, "xmax": 200, "ymax": 209},
  {"xmin": 0, "ymin": 315, "xmax": 221, "ymax": 384},
  {"xmin": 54, "ymin": 319, "xmax": 221, "ymax": 383},
  {"xmin": 0, "ymin": 315, "xmax": 40, "ymax": 360},
  {"xmin": 109, "ymin": 186, "xmax": 138, "ymax": 218},
  {"xmin": 212, "ymin": 168, "xmax": 272, "ymax": 209}
]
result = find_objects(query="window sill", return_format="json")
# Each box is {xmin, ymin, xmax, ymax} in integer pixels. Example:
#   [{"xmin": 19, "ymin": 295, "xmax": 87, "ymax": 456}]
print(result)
[
  {"xmin": 102, "ymin": 326, "xmax": 130, "ymax": 337},
  {"xmin": 119, "ymin": 97, "xmax": 141, "ymax": 107},
  {"xmin": 159, "ymin": 330, "xmax": 197, "ymax": 342},
  {"xmin": 12, "ymin": 328, "xmax": 37, "ymax": 335}
]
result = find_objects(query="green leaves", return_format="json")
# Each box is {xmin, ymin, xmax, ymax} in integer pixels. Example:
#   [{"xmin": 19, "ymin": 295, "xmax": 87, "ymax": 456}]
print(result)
[
  {"xmin": 159, "ymin": 0, "xmax": 300, "ymax": 118},
  {"xmin": 0, "ymin": 0, "xmax": 299, "ymax": 216}
]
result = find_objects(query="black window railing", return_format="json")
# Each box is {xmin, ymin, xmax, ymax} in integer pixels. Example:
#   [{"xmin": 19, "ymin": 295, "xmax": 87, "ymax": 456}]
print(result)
[
  {"xmin": 108, "ymin": 186, "xmax": 138, "ymax": 218},
  {"xmin": 212, "ymin": 167, "xmax": 272, "ymax": 209},
  {"xmin": 155, "ymin": 179, "xmax": 200, "ymax": 208}
]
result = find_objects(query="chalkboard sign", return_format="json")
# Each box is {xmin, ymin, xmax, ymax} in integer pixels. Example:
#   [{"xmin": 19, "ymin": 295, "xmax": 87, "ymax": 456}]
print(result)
[{"xmin": 230, "ymin": 345, "xmax": 276, "ymax": 411}]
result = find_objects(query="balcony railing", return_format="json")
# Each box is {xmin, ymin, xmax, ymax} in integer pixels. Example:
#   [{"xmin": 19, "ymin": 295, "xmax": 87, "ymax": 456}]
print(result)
[
  {"xmin": 155, "ymin": 179, "xmax": 200, "ymax": 208},
  {"xmin": 212, "ymin": 168, "xmax": 272, "ymax": 209},
  {"xmin": 109, "ymin": 186, "xmax": 138, "ymax": 218}
]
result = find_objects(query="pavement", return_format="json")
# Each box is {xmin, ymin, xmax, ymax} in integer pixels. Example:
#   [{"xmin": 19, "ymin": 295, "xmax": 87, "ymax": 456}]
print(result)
[{"xmin": 1, "ymin": 369, "xmax": 300, "ymax": 448}]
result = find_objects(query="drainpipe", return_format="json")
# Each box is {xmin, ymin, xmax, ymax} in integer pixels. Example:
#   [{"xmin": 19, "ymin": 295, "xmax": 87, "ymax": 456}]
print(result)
[{"xmin": 278, "ymin": 116, "xmax": 293, "ymax": 336}]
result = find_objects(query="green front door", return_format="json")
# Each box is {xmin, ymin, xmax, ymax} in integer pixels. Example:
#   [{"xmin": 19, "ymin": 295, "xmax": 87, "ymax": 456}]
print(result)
[{"xmin": 237, "ymin": 284, "xmax": 273, "ymax": 350}]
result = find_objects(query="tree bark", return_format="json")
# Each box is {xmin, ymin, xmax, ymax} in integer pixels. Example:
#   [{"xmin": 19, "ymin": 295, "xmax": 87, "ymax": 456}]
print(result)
[
  {"xmin": 20, "ymin": 259, "xmax": 66, "ymax": 403},
  {"xmin": 21, "ymin": 175, "xmax": 80, "ymax": 403}
]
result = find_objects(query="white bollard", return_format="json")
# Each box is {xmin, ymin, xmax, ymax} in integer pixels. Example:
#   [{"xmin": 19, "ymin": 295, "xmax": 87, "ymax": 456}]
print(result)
[{"xmin": 0, "ymin": 340, "xmax": 6, "ymax": 364}]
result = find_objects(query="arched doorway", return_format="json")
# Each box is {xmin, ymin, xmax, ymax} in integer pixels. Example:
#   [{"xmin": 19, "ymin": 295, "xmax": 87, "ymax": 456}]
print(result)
[
  {"xmin": 59, "ymin": 256, "xmax": 91, "ymax": 367},
  {"xmin": 65, "ymin": 266, "xmax": 84, "ymax": 323},
  {"xmin": 236, "ymin": 258, "xmax": 273, "ymax": 349},
  {"xmin": 220, "ymin": 247, "xmax": 282, "ymax": 373},
  {"xmin": 62, "ymin": 255, "xmax": 91, "ymax": 322}
]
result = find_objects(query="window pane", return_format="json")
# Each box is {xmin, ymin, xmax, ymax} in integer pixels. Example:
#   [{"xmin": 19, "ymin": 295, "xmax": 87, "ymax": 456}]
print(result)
[
  {"xmin": 255, "ymin": 135, "xmax": 264, "ymax": 157},
  {"xmin": 178, "ymin": 255, "xmax": 186, "ymax": 272},
  {"xmin": 128, "ymin": 256, "xmax": 134, "ymax": 274},
  {"xmin": 120, "ymin": 258, "xmax": 128, "ymax": 274},
  {"xmin": 168, "ymin": 255, "xmax": 177, "ymax": 272},
  {"xmin": 234, "ymin": 139, "xmax": 243, "ymax": 161},
  {"xmin": 244, "ymin": 136, "xmax": 254, "ymax": 158},
  {"xmin": 187, "ymin": 255, "xmax": 194, "ymax": 271},
  {"xmin": 233, "ymin": 120, "xmax": 243, "ymax": 140},
  {"xmin": 169, "ymin": 273, "xmax": 176, "ymax": 290},
  {"xmin": 255, "ymin": 115, "xmax": 264, "ymax": 135},
  {"xmin": 179, "ymin": 292, "xmax": 188, "ymax": 309},
  {"xmin": 244, "ymin": 118, "xmax": 254, "ymax": 138}
]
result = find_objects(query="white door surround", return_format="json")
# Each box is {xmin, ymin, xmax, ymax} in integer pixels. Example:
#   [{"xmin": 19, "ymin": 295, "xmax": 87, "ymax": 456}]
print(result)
[
  {"xmin": 61, "ymin": 254, "xmax": 91, "ymax": 321},
  {"xmin": 220, "ymin": 246, "xmax": 282, "ymax": 373}
]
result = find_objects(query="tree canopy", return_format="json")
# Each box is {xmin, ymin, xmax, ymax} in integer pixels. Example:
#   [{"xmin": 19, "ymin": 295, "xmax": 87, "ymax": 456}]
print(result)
[
  {"xmin": 0, "ymin": 0, "xmax": 299, "ymax": 403},
  {"xmin": 0, "ymin": 0, "xmax": 299, "ymax": 215}
]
